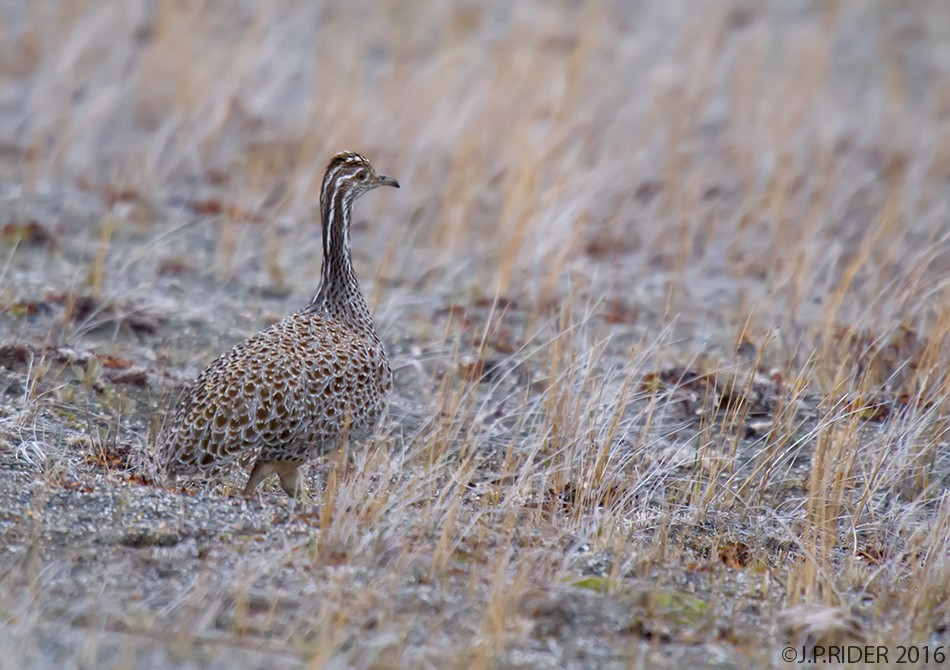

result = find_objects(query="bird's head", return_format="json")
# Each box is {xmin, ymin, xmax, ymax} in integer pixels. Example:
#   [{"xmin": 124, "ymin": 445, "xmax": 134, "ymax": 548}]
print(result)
[{"xmin": 323, "ymin": 151, "xmax": 399, "ymax": 199}]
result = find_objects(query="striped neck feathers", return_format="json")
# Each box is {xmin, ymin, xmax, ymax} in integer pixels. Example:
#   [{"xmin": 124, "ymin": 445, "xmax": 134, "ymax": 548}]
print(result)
[{"xmin": 309, "ymin": 173, "xmax": 373, "ymax": 326}]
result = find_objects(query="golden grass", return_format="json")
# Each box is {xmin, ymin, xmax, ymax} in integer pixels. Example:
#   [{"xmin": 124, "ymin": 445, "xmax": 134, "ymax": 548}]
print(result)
[{"xmin": 0, "ymin": 0, "xmax": 948, "ymax": 667}]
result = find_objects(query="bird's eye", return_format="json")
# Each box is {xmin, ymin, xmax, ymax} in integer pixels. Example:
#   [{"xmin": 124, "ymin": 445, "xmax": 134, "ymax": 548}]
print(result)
[{"xmin": 356, "ymin": 170, "xmax": 368, "ymax": 181}]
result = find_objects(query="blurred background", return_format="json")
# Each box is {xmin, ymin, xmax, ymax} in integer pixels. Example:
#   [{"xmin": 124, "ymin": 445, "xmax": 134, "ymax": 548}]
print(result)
[{"xmin": 0, "ymin": 0, "xmax": 948, "ymax": 353}]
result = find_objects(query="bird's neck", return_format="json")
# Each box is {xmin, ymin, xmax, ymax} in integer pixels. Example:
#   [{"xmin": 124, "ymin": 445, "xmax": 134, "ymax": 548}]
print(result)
[{"xmin": 308, "ymin": 186, "xmax": 374, "ymax": 329}]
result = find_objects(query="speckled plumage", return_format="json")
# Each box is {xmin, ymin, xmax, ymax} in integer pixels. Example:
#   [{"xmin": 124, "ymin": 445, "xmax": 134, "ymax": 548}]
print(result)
[{"xmin": 161, "ymin": 152, "xmax": 398, "ymax": 497}]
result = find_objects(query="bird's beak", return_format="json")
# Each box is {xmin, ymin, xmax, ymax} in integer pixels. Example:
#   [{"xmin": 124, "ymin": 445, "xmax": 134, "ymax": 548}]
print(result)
[{"xmin": 376, "ymin": 175, "xmax": 400, "ymax": 189}]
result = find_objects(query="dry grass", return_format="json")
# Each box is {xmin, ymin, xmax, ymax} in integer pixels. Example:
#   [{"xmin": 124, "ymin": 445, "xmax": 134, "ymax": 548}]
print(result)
[{"xmin": 0, "ymin": 0, "xmax": 948, "ymax": 668}]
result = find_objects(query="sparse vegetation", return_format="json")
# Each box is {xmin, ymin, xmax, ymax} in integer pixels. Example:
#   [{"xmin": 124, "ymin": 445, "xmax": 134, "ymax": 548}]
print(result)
[{"xmin": 0, "ymin": 1, "xmax": 948, "ymax": 668}]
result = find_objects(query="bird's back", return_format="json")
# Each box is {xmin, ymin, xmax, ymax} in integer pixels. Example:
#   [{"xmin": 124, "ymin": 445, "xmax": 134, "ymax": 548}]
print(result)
[{"xmin": 161, "ymin": 308, "xmax": 392, "ymax": 477}]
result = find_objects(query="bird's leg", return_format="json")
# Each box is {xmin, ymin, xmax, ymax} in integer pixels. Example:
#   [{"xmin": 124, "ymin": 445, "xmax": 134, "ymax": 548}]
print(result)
[
  {"xmin": 244, "ymin": 460, "xmax": 308, "ymax": 500},
  {"xmin": 243, "ymin": 460, "xmax": 275, "ymax": 497},
  {"xmin": 275, "ymin": 461, "xmax": 307, "ymax": 500}
]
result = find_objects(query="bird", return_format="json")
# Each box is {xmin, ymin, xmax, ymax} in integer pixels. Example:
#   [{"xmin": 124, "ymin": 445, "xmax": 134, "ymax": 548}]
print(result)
[{"xmin": 160, "ymin": 151, "xmax": 399, "ymax": 497}]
